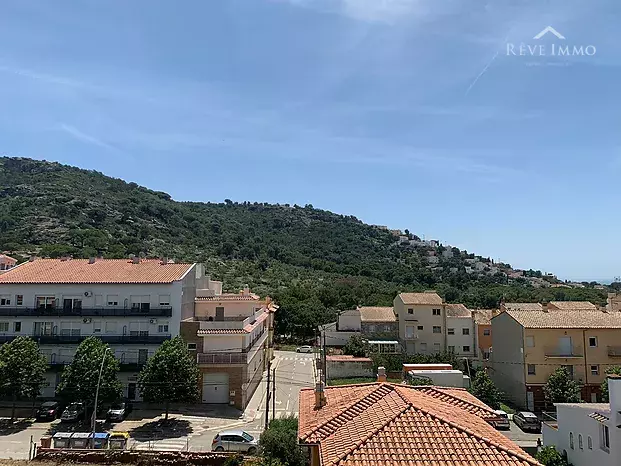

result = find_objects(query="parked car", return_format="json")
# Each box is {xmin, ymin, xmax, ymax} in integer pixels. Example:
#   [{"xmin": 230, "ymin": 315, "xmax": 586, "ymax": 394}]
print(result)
[
  {"xmin": 36, "ymin": 401, "xmax": 61, "ymax": 421},
  {"xmin": 60, "ymin": 402, "xmax": 86, "ymax": 423},
  {"xmin": 513, "ymin": 411, "xmax": 541, "ymax": 432},
  {"xmin": 491, "ymin": 410, "xmax": 510, "ymax": 430},
  {"xmin": 106, "ymin": 402, "xmax": 132, "ymax": 422},
  {"xmin": 296, "ymin": 345, "xmax": 313, "ymax": 353},
  {"xmin": 212, "ymin": 430, "xmax": 258, "ymax": 454}
]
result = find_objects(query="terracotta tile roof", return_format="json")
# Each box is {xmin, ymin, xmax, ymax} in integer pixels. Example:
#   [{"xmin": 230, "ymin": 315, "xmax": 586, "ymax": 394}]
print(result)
[
  {"xmin": 243, "ymin": 310, "xmax": 269, "ymax": 332},
  {"xmin": 196, "ymin": 294, "xmax": 260, "ymax": 301},
  {"xmin": 299, "ymin": 383, "xmax": 539, "ymax": 466},
  {"xmin": 398, "ymin": 292, "xmax": 443, "ymax": 306},
  {"xmin": 473, "ymin": 309, "xmax": 496, "ymax": 325},
  {"xmin": 0, "ymin": 258, "xmax": 194, "ymax": 284},
  {"xmin": 548, "ymin": 301, "xmax": 597, "ymax": 311},
  {"xmin": 358, "ymin": 307, "xmax": 395, "ymax": 322},
  {"xmin": 503, "ymin": 303, "xmax": 543, "ymax": 311},
  {"xmin": 445, "ymin": 303, "xmax": 471, "ymax": 318},
  {"xmin": 409, "ymin": 386, "xmax": 499, "ymax": 419},
  {"xmin": 0, "ymin": 254, "xmax": 16, "ymax": 262},
  {"xmin": 326, "ymin": 355, "xmax": 372, "ymax": 363},
  {"xmin": 588, "ymin": 412, "xmax": 609, "ymax": 423},
  {"xmin": 505, "ymin": 309, "xmax": 621, "ymax": 328}
]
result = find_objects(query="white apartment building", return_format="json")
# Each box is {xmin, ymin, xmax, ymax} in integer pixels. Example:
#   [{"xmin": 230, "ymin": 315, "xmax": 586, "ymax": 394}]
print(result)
[
  {"xmin": 543, "ymin": 375, "xmax": 621, "ymax": 466},
  {"xmin": 0, "ymin": 257, "xmax": 197, "ymax": 399},
  {"xmin": 445, "ymin": 303, "xmax": 475, "ymax": 358},
  {"xmin": 393, "ymin": 292, "xmax": 446, "ymax": 354}
]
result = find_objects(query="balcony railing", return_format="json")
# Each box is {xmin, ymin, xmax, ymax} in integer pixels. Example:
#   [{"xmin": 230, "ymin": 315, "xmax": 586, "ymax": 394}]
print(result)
[
  {"xmin": 608, "ymin": 346, "xmax": 621, "ymax": 357},
  {"xmin": 0, "ymin": 334, "xmax": 171, "ymax": 345},
  {"xmin": 0, "ymin": 306, "xmax": 173, "ymax": 317},
  {"xmin": 197, "ymin": 352, "xmax": 248, "ymax": 365},
  {"xmin": 544, "ymin": 345, "xmax": 584, "ymax": 358}
]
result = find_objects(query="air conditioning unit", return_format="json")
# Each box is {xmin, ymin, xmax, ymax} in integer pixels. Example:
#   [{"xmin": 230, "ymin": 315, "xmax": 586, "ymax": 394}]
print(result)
[
  {"xmin": 150, "ymin": 319, "xmax": 157, "ymax": 324},
  {"xmin": 84, "ymin": 291, "xmax": 93, "ymax": 297},
  {"xmin": 83, "ymin": 318, "xmax": 92, "ymax": 324}
]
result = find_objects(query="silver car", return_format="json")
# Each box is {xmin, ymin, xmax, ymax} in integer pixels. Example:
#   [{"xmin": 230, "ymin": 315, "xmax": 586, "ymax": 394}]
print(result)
[
  {"xmin": 212, "ymin": 430, "xmax": 258, "ymax": 454},
  {"xmin": 296, "ymin": 345, "xmax": 313, "ymax": 353}
]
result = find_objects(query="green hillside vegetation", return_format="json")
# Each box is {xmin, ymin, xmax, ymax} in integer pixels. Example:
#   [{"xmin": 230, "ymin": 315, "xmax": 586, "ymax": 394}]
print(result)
[{"xmin": 0, "ymin": 157, "xmax": 609, "ymax": 340}]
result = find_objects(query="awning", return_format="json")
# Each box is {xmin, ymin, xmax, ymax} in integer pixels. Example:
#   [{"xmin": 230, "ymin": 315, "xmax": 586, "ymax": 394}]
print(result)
[{"xmin": 588, "ymin": 412, "xmax": 610, "ymax": 424}]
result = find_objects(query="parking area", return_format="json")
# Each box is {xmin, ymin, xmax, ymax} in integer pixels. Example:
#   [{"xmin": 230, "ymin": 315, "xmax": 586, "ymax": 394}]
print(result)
[{"xmin": 499, "ymin": 419, "xmax": 542, "ymax": 448}]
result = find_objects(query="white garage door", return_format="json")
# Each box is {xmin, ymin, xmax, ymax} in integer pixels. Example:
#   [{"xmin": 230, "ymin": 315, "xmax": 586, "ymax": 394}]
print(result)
[{"xmin": 202, "ymin": 373, "xmax": 230, "ymax": 404}]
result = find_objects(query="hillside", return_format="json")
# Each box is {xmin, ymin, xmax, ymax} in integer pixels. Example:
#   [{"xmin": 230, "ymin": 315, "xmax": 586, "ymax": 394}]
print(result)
[{"xmin": 0, "ymin": 157, "xmax": 608, "ymax": 339}]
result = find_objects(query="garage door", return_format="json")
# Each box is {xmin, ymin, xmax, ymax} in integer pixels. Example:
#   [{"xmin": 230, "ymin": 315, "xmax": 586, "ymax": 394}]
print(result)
[{"xmin": 202, "ymin": 373, "xmax": 230, "ymax": 404}]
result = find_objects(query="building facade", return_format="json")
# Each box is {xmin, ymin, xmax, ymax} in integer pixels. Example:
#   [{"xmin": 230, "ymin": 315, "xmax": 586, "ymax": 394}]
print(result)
[
  {"xmin": 490, "ymin": 307, "xmax": 621, "ymax": 411},
  {"xmin": 181, "ymin": 283, "xmax": 276, "ymax": 409},
  {"xmin": 0, "ymin": 254, "xmax": 17, "ymax": 272},
  {"xmin": 445, "ymin": 303, "xmax": 475, "ymax": 358},
  {"xmin": 473, "ymin": 309, "xmax": 495, "ymax": 364},
  {"xmin": 0, "ymin": 257, "xmax": 197, "ymax": 399},
  {"xmin": 542, "ymin": 375, "xmax": 621, "ymax": 466},
  {"xmin": 393, "ymin": 292, "xmax": 446, "ymax": 354}
]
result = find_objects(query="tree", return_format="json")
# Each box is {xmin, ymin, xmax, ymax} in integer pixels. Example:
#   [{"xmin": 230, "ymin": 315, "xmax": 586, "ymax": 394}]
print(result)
[
  {"xmin": 469, "ymin": 370, "xmax": 502, "ymax": 409},
  {"xmin": 56, "ymin": 337, "xmax": 122, "ymax": 411},
  {"xmin": 0, "ymin": 337, "xmax": 48, "ymax": 419},
  {"xmin": 138, "ymin": 336, "xmax": 200, "ymax": 419},
  {"xmin": 600, "ymin": 366, "xmax": 621, "ymax": 402},
  {"xmin": 535, "ymin": 446, "xmax": 569, "ymax": 466},
  {"xmin": 544, "ymin": 367, "xmax": 581, "ymax": 404},
  {"xmin": 343, "ymin": 335, "xmax": 368, "ymax": 358},
  {"xmin": 259, "ymin": 415, "xmax": 305, "ymax": 466}
]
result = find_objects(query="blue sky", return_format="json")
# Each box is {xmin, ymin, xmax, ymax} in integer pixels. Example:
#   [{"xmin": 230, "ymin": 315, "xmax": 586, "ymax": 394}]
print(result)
[{"xmin": 1, "ymin": 0, "xmax": 619, "ymax": 281}]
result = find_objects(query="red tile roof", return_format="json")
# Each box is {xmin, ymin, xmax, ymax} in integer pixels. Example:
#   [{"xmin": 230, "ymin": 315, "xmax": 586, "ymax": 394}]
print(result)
[
  {"xmin": 299, "ymin": 383, "xmax": 539, "ymax": 466},
  {"xmin": 0, "ymin": 258, "xmax": 194, "ymax": 284},
  {"xmin": 196, "ymin": 329, "xmax": 246, "ymax": 335},
  {"xmin": 196, "ymin": 294, "xmax": 260, "ymax": 301}
]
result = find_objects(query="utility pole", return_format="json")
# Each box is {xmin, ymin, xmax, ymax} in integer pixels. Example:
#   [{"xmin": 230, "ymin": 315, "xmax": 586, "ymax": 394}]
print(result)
[
  {"xmin": 272, "ymin": 367, "xmax": 276, "ymax": 421},
  {"xmin": 264, "ymin": 359, "xmax": 271, "ymax": 430},
  {"xmin": 322, "ymin": 332, "xmax": 327, "ymax": 385}
]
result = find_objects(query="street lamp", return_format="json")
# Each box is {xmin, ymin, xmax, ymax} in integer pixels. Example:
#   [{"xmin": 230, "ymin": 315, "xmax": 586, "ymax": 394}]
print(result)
[{"xmin": 91, "ymin": 347, "xmax": 112, "ymax": 437}]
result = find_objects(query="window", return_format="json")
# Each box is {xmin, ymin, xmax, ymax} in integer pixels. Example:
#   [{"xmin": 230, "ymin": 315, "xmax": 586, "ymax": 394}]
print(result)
[
  {"xmin": 432, "ymin": 308, "xmax": 441, "ymax": 316},
  {"xmin": 448, "ymin": 328, "xmax": 455, "ymax": 335},
  {"xmin": 93, "ymin": 321, "xmax": 102, "ymax": 333},
  {"xmin": 105, "ymin": 322, "xmax": 117, "ymax": 334},
  {"xmin": 14, "ymin": 322, "xmax": 21, "ymax": 332},
  {"xmin": 368, "ymin": 324, "xmax": 376, "ymax": 332},
  {"xmin": 15, "ymin": 295, "xmax": 23, "ymax": 306},
  {"xmin": 600, "ymin": 425, "xmax": 610, "ymax": 452},
  {"xmin": 158, "ymin": 295, "xmax": 171, "ymax": 306},
  {"xmin": 462, "ymin": 345, "xmax": 470, "ymax": 352},
  {"xmin": 187, "ymin": 343, "xmax": 197, "ymax": 351},
  {"xmin": 107, "ymin": 295, "xmax": 119, "ymax": 306},
  {"xmin": 569, "ymin": 432, "xmax": 574, "ymax": 450},
  {"xmin": 448, "ymin": 346, "xmax": 455, "ymax": 353},
  {"xmin": 432, "ymin": 326, "xmax": 441, "ymax": 333},
  {"xmin": 588, "ymin": 436, "xmax": 592, "ymax": 450},
  {"xmin": 433, "ymin": 343, "xmax": 441, "ymax": 353},
  {"xmin": 525, "ymin": 336, "xmax": 535, "ymax": 347},
  {"xmin": 384, "ymin": 324, "xmax": 391, "ymax": 332},
  {"xmin": 36, "ymin": 296, "xmax": 56, "ymax": 309},
  {"xmin": 589, "ymin": 336, "xmax": 598, "ymax": 347},
  {"xmin": 60, "ymin": 322, "xmax": 80, "ymax": 336},
  {"xmin": 0, "ymin": 322, "xmax": 8, "ymax": 332},
  {"xmin": 483, "ymin": 351, "xmax": 490, "ymax": 360},
  {"xmin": 420, "ymin": 343, "xmax": 427, "ymax": 352},
  {"xmin": 578, "ymin": 433, "xmax": 583, "ymax": 450},
  {"xmin": 527, "ymin": 364, "xmax": 536, "ymax": 375},
  {"xmin": 483, "ymin": 329, "xmax": 491, "ymax": 336},
  {"xmin": 158, "ymin": 324, "xmax": 169, "ymax": 333},
  {"xmin": 417, "ymin": 325, "xmax": 423, "ymax": 330},
  {"xmin": 462, "ymin": 328, "xmax": 470, "ymax": 335},
  {"xmin": 0, "ymin": 296, "xmax": 10, "ymax": 306},
  {"xmin": 591, "ymin": 365, "xmax": 599, "ymax": 375},
  {"xmin": 408, "ymin": 308, "xmax": 414, "ymax": 314},
  {"xmin": 405, "ymin": 326, "xmax": 415, "ymax": 339},
  {"xmin": 34, "ymin": 322, "xmax": 54, "ymax": 335}
]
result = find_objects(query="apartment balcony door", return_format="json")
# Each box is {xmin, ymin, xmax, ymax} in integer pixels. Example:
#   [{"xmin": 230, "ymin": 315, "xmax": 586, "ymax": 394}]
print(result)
[
  {"xmin": 561, "ymin": 364, "xmax": 574, "ymax": 378},
  {"xmin": 215, "ymin": 307, "xmax": 225, "ymax": 321},
  {"xmin": 558, "ymin": 336, "xmax": 572, "ymax": 355},
  {"xmin": 138, "ymin": 349, "xmax": 148, "ymax": 364}
]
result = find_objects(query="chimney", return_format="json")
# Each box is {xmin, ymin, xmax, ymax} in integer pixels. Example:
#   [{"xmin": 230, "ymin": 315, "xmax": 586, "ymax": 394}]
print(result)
[
  {"xmin": 132, "ymin": 255, "xmax": 140, "ymax": 264},
  {"xmin": 28, "ymin": 256, "xmax": 36, "ymax": 262},
  {"xmin": 88, "ymin": 257, "xmax": 96, "ymax": 264},
  {"xmin": 314, "ymin": 382, "xmax": 327, "ymax": 409},
  {"xmin": 542, "ymin": 301, "xmax": 549, "ymax": 313},
  {"xmin": 161, "ymin": 257, "xmax": 168, "ymax": 265},
  {"xmin": 243, "ymin": 285, "xmax": 250, "ymax": 295},
  {"xmin": 377, "ymin": 366, "xmax": 387, "ymax": 383},
  {"xmin": 607, "ymin": 374, "xmax": 621, "ymax": 425}
]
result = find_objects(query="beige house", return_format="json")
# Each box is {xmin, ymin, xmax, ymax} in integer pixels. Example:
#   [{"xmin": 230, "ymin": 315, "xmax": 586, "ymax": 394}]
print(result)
[
  {"xmin": 393, "ymin": 292, "xmax": 445, "ymax": 354},
  {"xmin": 490, "ymin": 307, "xmax": 621, "ymax": 412},
  {"xmin": 445, "ymin": 303, "xmax": 475, "ymax": 358},
  {"xmin": 181, "ymin": 282, "xmax": 277, "ymax": 409}
]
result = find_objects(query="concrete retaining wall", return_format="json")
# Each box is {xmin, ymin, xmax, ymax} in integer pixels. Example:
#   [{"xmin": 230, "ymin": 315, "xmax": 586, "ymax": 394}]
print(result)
[{"xmin": 326, "ymin": 356, "xmax": 373, "ymax": 380}]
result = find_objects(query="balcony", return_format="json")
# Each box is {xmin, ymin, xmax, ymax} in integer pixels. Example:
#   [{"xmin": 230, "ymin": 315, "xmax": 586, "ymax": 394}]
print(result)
[
  {"xmin": 0, "ymin": 306, "xmax": 173, "ymax": 317},
  {"xmin": 197, "ymin": 352, "xmax": 248, "ymax": 365},
  {"xmin": 544, "ymin": 345, "xmax": 584, "ymax": 358},
  {"xmin": 608, "ymin": 346, "xmax": 621, "ymax": 357},
  {"xmin": 0, "ymin": 334, "xmax": 171, "ymax": 345},
  {"xmin": 47, "ymin": 356, "xmax": 146, "ymax": 371}
]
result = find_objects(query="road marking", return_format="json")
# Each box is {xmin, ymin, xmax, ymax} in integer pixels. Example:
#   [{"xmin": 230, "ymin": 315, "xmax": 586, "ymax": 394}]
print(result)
[{"xmin": 286, "ymin": 399, "xmax": 290, "ymax": 410}]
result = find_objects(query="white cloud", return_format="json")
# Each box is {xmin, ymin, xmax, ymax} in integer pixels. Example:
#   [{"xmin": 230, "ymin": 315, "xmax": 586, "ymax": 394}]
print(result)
[
  {"xmin": 58, "ymin": 123, "xmax": 118, "ymax": 152},
  {"xmin": 281, "ymin": 0, "xmax": 428, "ymax": 23}
]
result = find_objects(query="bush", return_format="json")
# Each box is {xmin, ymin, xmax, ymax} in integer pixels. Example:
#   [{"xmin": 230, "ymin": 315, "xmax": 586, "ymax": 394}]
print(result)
[
  {"xmin": 259, "ymin": 415, "xmax": 305, "ymax": 466},
  {"xmin": 535, "ymin": 446, "xmax": 569, "ymax": 466}
]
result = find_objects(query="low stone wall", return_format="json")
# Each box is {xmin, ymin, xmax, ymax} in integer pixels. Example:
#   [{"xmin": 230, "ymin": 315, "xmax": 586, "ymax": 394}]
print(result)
[
  {"xmin": 35, "ymin": 448, "xmax": 233, "ymax": 465},
  {"xmin": 326, "ymin": 356, "xmax": 373, "ymax": 380}
]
